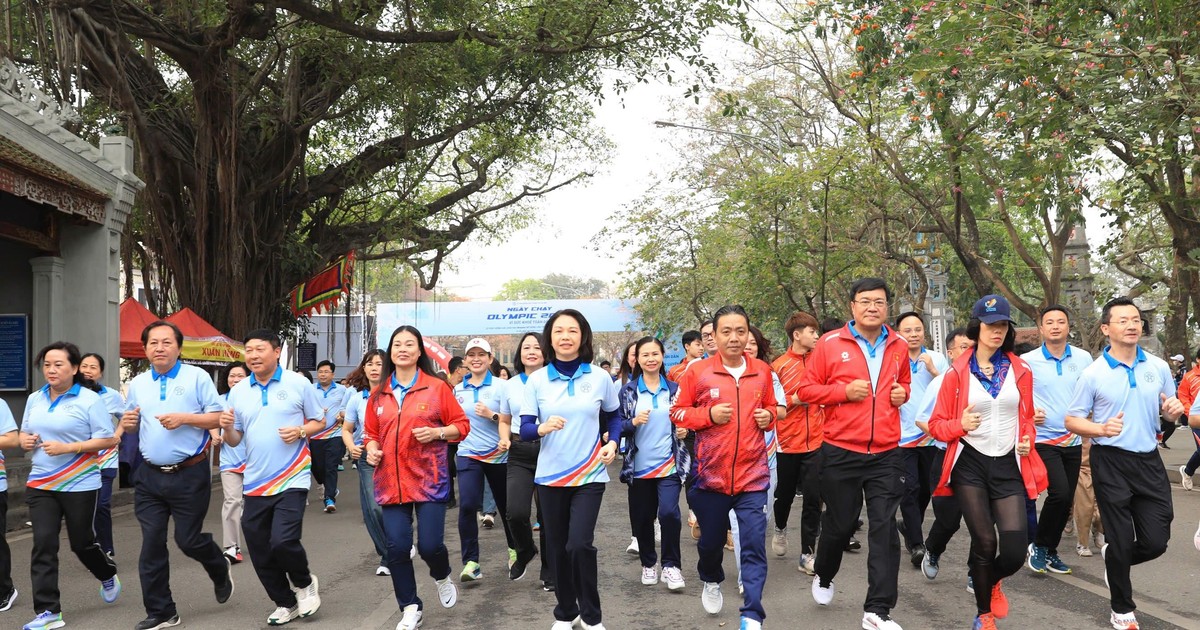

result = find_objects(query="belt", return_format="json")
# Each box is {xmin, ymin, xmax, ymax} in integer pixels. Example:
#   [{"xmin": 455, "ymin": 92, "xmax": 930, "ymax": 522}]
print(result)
[
  {"xmin": 147, "ymin": 452, "xmax": 208, "ymax": 474},
  {"xmin": 510, "ymin": 433, "xmax": 523, "ymax": 443}
]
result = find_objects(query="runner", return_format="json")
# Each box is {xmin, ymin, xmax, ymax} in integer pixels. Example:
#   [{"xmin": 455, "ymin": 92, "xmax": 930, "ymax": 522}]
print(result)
[
  {"xmin": 798, "ymin": 278, "xmax": 910, "ymax": 630},
  {"xmin": 670, "ymin": 304, "xmax": 777, "ymax": 630},
  {"xmin": 453, "ymin": 338, "xmax": 516, "ymax": 582},
  {"xmin": 121, "ymin": 321, "xmax": 232, "ymax": 630},
  {"xmin": 1066, "ymin": 297, "xmax": 1185, "ymax": 630},
  {"xmin": 364, "ymin": 325, "xmax": 470, "ymax": 630},
  {"xmin": 0, "ymin": 396, "xmax": 17, "ymax": 613},
  {"xmin": 19, "ymin": 342, "xmax": 120, "ymax": 630},
  {"xmin": 211, "ymin": 363, "xmax": 250, "ymax": 565},
  {"xmin": 496, "ymin": 332, "xmax": 553, "ymax": 588},
  {"xmin": 667, "ymin": 330, "xmax": 704, "ymax": 383},
  {"xmin": 310, "ymin": 361, "xmax": 347, "ymax": 513},
  {"xmin": 1022, "ymin": 306, "xmax": 1092, "ymax": 576},
  {"xmin": 928, "ymin": 295, "xmax": 1048, "ymax": 630},
  {"xmin": 342, "ymin": 349, "xmax": 390, "ymax": 576},
  {"xmin": 221, "ymin": 329, "xmax": 327, "ymax": 626},
  {"xmin": 1176, "ymin": 348, "xmax": 1200, "ymax": 492},
  {"xmin": 79, "ymin": 353, "xmax": 125, "ymax": 560},
  {"xmin": 519, "ymin": 309, "xmax": 621, "ymax": 630},
  {"xmin": 619, "ymin": 336, "xmax": 685, "ymax": 591}
]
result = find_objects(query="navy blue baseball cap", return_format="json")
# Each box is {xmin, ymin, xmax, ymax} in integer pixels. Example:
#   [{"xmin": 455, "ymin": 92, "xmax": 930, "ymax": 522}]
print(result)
[{"xmin": 971, "ymin": 295, "xmax": 1012, "ymax": 324}]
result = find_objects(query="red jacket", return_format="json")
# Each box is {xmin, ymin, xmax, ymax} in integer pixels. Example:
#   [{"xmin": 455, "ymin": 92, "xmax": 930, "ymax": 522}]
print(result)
[
  {"xmin": 363, "ymin": 371, "xmax": 470, "ymax": 505},
  {"xmin": 927, "ymin": 350, "xmax": 1048, "ymax": 499},
  {"xmin": 670, "ymin": 354, "xmax": 777, "ymax": 495},
  {"xmin": 772, "ymin": 349, "xmax": 824, "ymax": 453},
  {"xmin": 797, "ymin": 324, "xmax": 911, "ymax": 454},
  {"xmin": 1177, "ymin": 366, "xmax": 1200, "ymax": 416}
]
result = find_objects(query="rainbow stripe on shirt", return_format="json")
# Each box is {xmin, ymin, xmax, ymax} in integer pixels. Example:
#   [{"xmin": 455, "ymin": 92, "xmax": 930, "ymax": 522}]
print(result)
[
  {"xmin": 635, "ymin": 457, "xmax": 677, "ymax": 479},
  {"xmin": 900, "ymin": 433, "xmax": 938, "ymax": 448},
  {"xmin": 244, "ymin": 444, "xmax": 311, "ymax": 496},
  {"xmin": 1037, "ymin": 432, "xmax": 1082, "ymax": 448},
  {"xmin": 536, "ymin": 440, "xmax": 606, "ymax": 487},
  {"xmin": 465, "ymin": 445, "xmax": 508, "ymax": 464},
  {"xmin": 309, "ymin": 420, "xmax": 342, "ymax": 441},
  {"xmin": 96, "ymin": 447, "xmax": 119, "ymax": 469},
  {"xmin": 28, "ymin": 453, "xmax": 99, "ymax": 491}
]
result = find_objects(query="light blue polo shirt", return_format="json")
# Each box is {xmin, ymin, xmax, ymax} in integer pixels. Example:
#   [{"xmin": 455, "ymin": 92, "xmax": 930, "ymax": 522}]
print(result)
[
  {"xmin": 230, "ymin": 366, "xmax": 326, "ymax": 495},
  {"xmin": 343, "ymin": 386, "xmax": 370, "ymax": 447},
  {"xmin": 95, "ymin": 386, "xmax": 124, "ymax": 471},
  {"xmin": 311, "ymin": 382, "xmax": 347, "ymax": 439},
  {"xmin": 219, "ymin": 392, "xmax": 248, "ymax": 472},
  {"xmin": 630, "ymin": 376, "xmax": 675, "ymax": 479},
  {"xmin": 455, "ymin": 372, "xmax": 506, "ymax": 463},
  {"xmin": 23, "ymin": 384, "xmax": 114, "ymax": 491},
  {"xmin": 1022, "ymin": 344, "xmax": 1093, "ymax": 447},
  {"xmin": 522, "ymin": 363, "xmax": 619, "ymax": 486},
  {"xmin": 1066, "ymin": 346, "xmax": 1175, "ymax": 453},
  {"xmin": 915, "ymin": 372, "xmax": 948, "ymax": 449},
  {"xmin": 0, "ymin": 402, "xmax": 18, "ymax": 492},
  {"xmin": 125, "ymin": 361, "xmax": 224, "ymax": 465},
  {"xmin": 498, "ymin": 374, "xmax": 531, "ymax": 420},
  {"xmin": 900, "ymin": 349, "xmax": 949, "ymax": 447},
  {"xmin": 849, "ymin": 321, "xmax": 890, "ymax": 390}
]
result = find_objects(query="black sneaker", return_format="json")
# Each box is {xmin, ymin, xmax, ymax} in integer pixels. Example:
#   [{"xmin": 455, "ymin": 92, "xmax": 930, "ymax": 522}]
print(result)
[
  {"xmin": 135, "ymin": 614, "xmax": 181, "ymax": 630},
  {"xmin": 542, "ymin": 580, "xmax": 556, "ymax": 592},
  {"xmin": 845, "ymin": 536, "xmax": 862, "ymax": 552},
  {"xmin": 215, "ymin": 558, "xmax": 235, "ymax": 604},
  {"xmin": 509, "ymin": 550, "xmax": 537, "ymax": 581},
  {"xmin": 909, "ymin": 544, "xmax": 926, "ymax": 567},
  {"xmin": 0, "ymin": 587, "xmax": 15, "ymax": 612}
]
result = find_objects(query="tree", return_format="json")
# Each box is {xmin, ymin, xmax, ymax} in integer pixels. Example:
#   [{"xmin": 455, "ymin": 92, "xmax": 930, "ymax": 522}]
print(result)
[
  {"xmin": 12, "ymin": 0, "xmax": 741, "ymax": 337},
  {"xmin": 494, "ymin": 274, "xmax": 609, "ymax": 300}
]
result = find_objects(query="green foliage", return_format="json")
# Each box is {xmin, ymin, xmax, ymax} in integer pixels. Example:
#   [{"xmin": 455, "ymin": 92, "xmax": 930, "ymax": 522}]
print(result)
[{"xmin": 494, "ymin": 274, "xmax": 609, "ymax": 300}]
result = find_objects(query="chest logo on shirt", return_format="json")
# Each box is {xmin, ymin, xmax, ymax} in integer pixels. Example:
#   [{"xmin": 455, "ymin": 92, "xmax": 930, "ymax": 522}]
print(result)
[
  {"xmin": 840, "ymin": 351, "xmax": 850, "ymax": 362},
  {"xmin": 277, "ymin": 391, "xmax": 289, "ymax": 401},
  {"xmin": 418, "ymin": 403, "xmax": 429, "ymax": 411},
  {"xmin": 456, "ymin": 395, "xmax": 465, "ymax": 403},
  {"xmin": 709, "ymin": 387, "xmax": 721, "ymax": 399},
  {"xmin": 173, "ymin": 386, "xmax": 185, "ymax": 396},
  {"xmin": 1142, "ymin": 371, "xmax": 1157, "ymax": 384},
  {"xmin": 579, "ymin": 382, "xmax": 593, "ymax": 394},
  {"xmin": 1068, "ymin": 363, "xmax": 1079, "ymax": 373}
]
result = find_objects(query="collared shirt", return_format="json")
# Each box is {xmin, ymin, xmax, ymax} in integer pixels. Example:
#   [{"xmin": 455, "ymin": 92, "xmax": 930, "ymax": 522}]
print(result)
[
  {"xmin": 343, "ymin": 386, "xmax": 371, "ymax": 447},
  {"xmin": 521, "ymin": 363, "xmax": 619, "ymax": 486},
  {"xmin": 455, "ymin": 372, "xmax": 505, "ymax": 463},
  {"xmin": 218, "ymin": 391, "xmax": 247, "ymax": 472},
  {"xmin": 309, "ymin": 381, "xmax": 347, "ymax": 440},
  {"xmin": 23, "ymin": 384, "xmax": 114, "ymax": 491},
  {"xmin": 125, "ymin": 361, "xmax": 224, "ymax": 465},
  {"xmin": 629, "ymin": 375, "xmax": 676, "ymax": 479},
  {"xmin": 497, "ymin": 373, "xmax": 531, "ymax": 420},
  {"xmin": 900, "ymin": 349, "xmax": 949, "ymax": 447},
  {"xmin": 915, "ymin": 372, "xmax": 949, "ymax": 449},
  {"xmin": 969, "ymin": 349, "xmax": 1012, "ymax": 398},
  {"xmin": 0, "ymin": 401, "xmax": 18, "ymax": 491},
  {"xmin": 230, "ymin": 366, "xmax": 326, "ymax": 495},
  {"xmin": 95, "ymin": 386, "xmax": 124, "ymax": 471},
  {"xmin": 849, "ymin": 321, "xmax": 889, "ymax": 390},
  {"xmin": 1021, "ymin": 344, "xmax": 1093, "ymax": 446},
  {"xmin": 1067, "ymin": 346, "xmax": 1175, "ymax": 453}
]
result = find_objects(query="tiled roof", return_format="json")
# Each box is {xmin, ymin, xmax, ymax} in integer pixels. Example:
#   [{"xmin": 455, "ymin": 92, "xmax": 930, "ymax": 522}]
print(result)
[
  {"xmin": 0, "ymin": 133, "xmax": 105, "ymax": 196},
  {"xmin": 0, "ymin": 93, "xmax": 133, "ymax": 184}
]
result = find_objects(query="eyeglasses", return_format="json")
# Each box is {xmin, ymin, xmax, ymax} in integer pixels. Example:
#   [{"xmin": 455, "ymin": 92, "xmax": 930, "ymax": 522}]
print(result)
[
  {"xmin": 1108, "ymin": 318, "xmax": 1143, "ymax": 327},
  {"xmin": 853, "ymin": 299, "xmax": 888, "ymax": 309}
]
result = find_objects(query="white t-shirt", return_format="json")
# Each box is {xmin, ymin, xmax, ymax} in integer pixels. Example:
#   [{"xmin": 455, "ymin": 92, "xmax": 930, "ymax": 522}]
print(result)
[
  {"xmin": 963, "ymin": 374, "xmax": 1020, "ymax": 457},
  {"xmin": 725, "ymin": 361, "xmax": 747, "ymax": 383}
]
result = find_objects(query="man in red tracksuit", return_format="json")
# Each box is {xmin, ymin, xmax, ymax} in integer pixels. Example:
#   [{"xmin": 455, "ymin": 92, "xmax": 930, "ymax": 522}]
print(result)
[{"xmin": 798, "ymin": 278, "xmax": 911, "ymax": 630}]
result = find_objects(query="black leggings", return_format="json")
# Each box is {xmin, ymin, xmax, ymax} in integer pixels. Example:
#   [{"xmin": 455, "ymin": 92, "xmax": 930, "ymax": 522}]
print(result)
[{"xmin": 954, "ymin": 485, "xmax": 1026, "ymax": 614}]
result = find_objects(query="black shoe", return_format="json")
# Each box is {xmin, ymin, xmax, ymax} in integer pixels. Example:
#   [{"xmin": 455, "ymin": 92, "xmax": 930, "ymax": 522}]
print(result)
[
  {"xmin": 542, "ymin": 580, "xmax": 556, "ymax": 592},
  {"xmin": 215, "ymin": 558, "xmax": 234, "ymax": 604},
  {"xmin": 135, "ymin": 614, "xmax": 181, "ymax": 630},
  {"xmin": 910, "ymin": 543, "xmax": 926, "ymax": 567},
  {"xmin": 509, "ymin": 550, "xmax": 537, "ymax": 581},
  {"xmin": 856, "ymin": 518, "xmax": 864, "ymax": 531},
  {"xmin": 0, "ymin": 587, "xmax": 16, "ymax": 612},
  {"xmin": 845, "ymin": 536, "xmax": 862, "ymax": 552}
]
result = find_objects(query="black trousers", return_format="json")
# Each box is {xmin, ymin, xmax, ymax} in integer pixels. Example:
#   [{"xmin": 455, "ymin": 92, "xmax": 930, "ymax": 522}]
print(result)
[
  {"xmin": 1034, "ymin": 444, "xmax": 1082, "ymax": 554},
  {"xmin": 309, "ymin": 438, "xmax": 344, "ymax": 502},
  {"xmin": 539, "ymin": 483, "xmax": 605, "ymax": 626},
  {"xmin": 898, "ymin": 446, "xmax": 937, "ymax": 549},
  {"xmin": 1091, "ymin": 445, "xmax": 1173, "ymax": 614},
  {"xmin": 134, "ymin": 461, "xmax": 228, "ymax": 618},
  {"xmin": 773, "ymin": 450, "xmax": 822, "ymax": 554},
  {"xmin": 0, "ymin": 491, "xmax": 11, "ymax": 598},
  {"xmin": 506, "ymin": 441, "xmax": 550, "ymax": 581},
  {"xmin": 27, "ymin": 488, "xmax": 117, "ymax": 613},
  {"xmin": 242, "ymin": 489, "xmax": 313, "ymax": 608},
  {"xmin": 814, "ymin": 444, "xmax": 902, "ymax": 615},
  {"xmin": 924, "ymin": 448, "xmax": 963, "ymax": 556}
]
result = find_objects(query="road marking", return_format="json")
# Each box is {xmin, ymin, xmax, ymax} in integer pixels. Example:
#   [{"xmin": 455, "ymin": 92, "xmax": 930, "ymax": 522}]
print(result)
[{"xmin": 1055, "ymin": 573, "xmax": 1200, "ymax": 630}]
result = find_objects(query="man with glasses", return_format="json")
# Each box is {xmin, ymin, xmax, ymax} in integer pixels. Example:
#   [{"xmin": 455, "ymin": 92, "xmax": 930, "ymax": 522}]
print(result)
[
  {"xmin": 1066, "ymin": 297, "xmax": 1183, "ymax": 630},
  {"xmin": 799, "ymin": 278, "xmax": 910, "ymax": 630}
]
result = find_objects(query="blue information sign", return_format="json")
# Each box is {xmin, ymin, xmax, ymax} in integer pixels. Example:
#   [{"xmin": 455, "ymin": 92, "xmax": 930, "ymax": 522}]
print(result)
[{"xmin": 0, "ymin": 314, "xmax": 28, "ymax": 391}]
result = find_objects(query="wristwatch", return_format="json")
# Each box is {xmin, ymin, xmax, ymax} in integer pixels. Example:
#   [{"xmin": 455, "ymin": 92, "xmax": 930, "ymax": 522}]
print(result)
[
  {"xmin": 491, "ymin": 413, "xmax": 500, "ymax": 422},
  {"xmin": 439, "ymin": 428, "xmax": 447, "ymax": 441},
  {"xmin": 299, "ymin": 427, "xmax": 307, "ymax": 439}
]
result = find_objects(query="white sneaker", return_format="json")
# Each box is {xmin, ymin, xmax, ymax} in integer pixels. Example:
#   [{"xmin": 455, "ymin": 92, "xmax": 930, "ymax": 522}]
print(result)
[
  {"xmin": 771, "ymin": 528, "xmax": 788, "ymax": 556},
  {"xmin": 654, "ymin": 519, "xmax": 662, "ymax": 544},
  {"xmin": 267, "ymin": 605, "xmax": 299, "ymax": 625},
  {"xmin": 1110, "ymin": 610, "xmax": 1138, "ymax": 630},
  {"xmin": 410, "ymin": 545, "xmax": 417, "ymax": 560},
  {"xmin": 296, "ymin": 575, "xmax": 320, "ymax": 617},
  {"xmin": 862, "ymin": 612, "xmax": 903, "ymax": 630},
  {"xmin": 1101, "ymin": 544, "xmax": 1110, "ymax": 588},
  {"xmin": 812, "ymin": 576, "xmax": 834, "ymax": 606},
  {"xmin": 581, "ymin": 622, "xmax": 607, "ymax": 630},
  {"xmin": 798, "ymin": 552, "xmax": 816, "ymax": 575},
  {"xmin": 1193, "ymin": 520, "xmax": 1200, "ymax": 552},
  {"xmin": 376, "ymin": 564, "xmax": 391, "ymax": 576},
  {"xmin": 550, "ymin": 623, "xmax": 574, "ymax": 630},
  {"xmin": 436, "ymin": 577, "xmax": 457, "ymax": 608},
  {"xmin": 1076, "ymin": 544, "xmax": 1093, "ymax": 557},
  {"xmin": 396, "ymin": 605, "xmax": 423, "ymax": 630},
  {"xmin": 661, "ymin": 566, "xmax": 685, "ymax": 591},
  {"xmin": 641, "ymin": 566, "xmax": 657, "ymax": 585},
  {"xmin": 701, "ymin": 581, "xmax": 723, "ymax": 614},
  {"xmin": 626, "ymin": 537, "xmax": 639, "ymax": 554},
  {"xmin": 1182, "ymin": 465, "xmax": 1194, "ymax": 491}
]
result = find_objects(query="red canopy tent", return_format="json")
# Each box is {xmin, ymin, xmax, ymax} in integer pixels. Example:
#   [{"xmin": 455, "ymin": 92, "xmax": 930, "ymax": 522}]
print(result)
[
  {"xmin": 119, "ymin": 297, "xmax": 160, "ymax": 359},
  {"xmin": 164, "ymin": 308, "xmax": 245, "ymax": 364}
]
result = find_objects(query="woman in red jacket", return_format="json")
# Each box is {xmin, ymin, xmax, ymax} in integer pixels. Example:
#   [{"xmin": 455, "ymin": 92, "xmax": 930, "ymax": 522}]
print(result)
[
  {"xmin": 928, "ymin": 296, "xmax": 1048, "ymax": 630},
  {"xmin": 364, "ymin": 325, "xmax": 472, "ymax": 630}
]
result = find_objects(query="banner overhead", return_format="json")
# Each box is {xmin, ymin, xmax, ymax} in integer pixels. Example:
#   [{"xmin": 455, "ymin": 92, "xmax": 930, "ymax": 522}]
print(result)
[{"xmin": 376, "ymin": 299, "xmax": 640, "ymax": 340}]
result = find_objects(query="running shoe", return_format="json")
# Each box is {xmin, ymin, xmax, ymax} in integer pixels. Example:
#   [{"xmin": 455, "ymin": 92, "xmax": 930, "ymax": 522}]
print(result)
[
  {"xmin": 972, "ymin": 613, "xmax": 998, "ymax": 630},
  {"xmin": 323, "ymin": 498, "xmax": 336, "ymax": 513},
  {"xmin": 772, "ymin": 528, "xmax": 788, "ymax": 556},
  {"xmin": 481, "ymin": 514, "xmax": 495, "ymax": 529},
  {"xmin": 508, "ymin": 547, "xmax": 517, "ymax": 568},
  {"xmin": 396, "ymin": 604, "xmax": 422, "ymax": 630},
  {"xmin": 1046, "ymin": 553, "xmax": 1072, "ymax": 574},
  {"xmin": 740, "ymin": 617, "xmax": 762, "ymax": 630},
  {"xmin": 798, "ymin": 552, "xmax": 816, "ymax": 576},
  {"xmin": 862, "ymin": 612, "xmax": 903, "ymax": 630},
  {"xmin": 641, "ymin": 566, "xmax": 658, "ymax": 586},
  {"xmin": 223, "ymin": 545, "xmax": 243, "ymax": 564},
  {"xmin": 0, "ymin": 588, "xmax": 16, "ymax": 612},
  {"xmin": 701, "ymin": 582, "xmax": 723, "ymax": 614},
  {"xmin": 100, "ymin": 575, "xmax": 121, "ymax": 603},
  {"xmin": 991, "ymin": 580, "xmax": 1008, "ymax": 619},
  {"xmin": 376, "ymin": 565, "xmax": 391, "ymax": 576},
  {"xmin": 268, "ymin": 605, "xmax": 299, "ymax": 625},
  {"xmin": 23, "ymin": 611, "xmax": 64, "ymax": 630},
  {"xmin": 1182, "ymin": 465, "xmax": 1195, "ymax": 491},
  {"xmin": 460, "ymin": 561, "xmax": 482, "ymax": 582},
  {"xmin": 967, "ymin": 576, "xmax": 975, "ymax": 594},
  {"xmin": 135, "ymin": 615, "xmax": 181, "ymax": 630},
  {"xmin": 909, "ymin": 543, "xmax": 926, "ymax": 567},
  {"xmin": 921, "ymin": 550, "xmax": 939, "ymax": 580},
  {"xmin": 846, "ymin": 536, "xmax": 862, "ymax": 552},
  {"xmin": 1110, "ymin": 610, "xmax": 1140, "ymax": 629},
  {"xmin": 626, "ymin": 536, "xmax": 639, "ymax": 554},
  {"xmin": 1027, "ymin": 543, "xmax": 1048, "ymax": 573},
  {"xmin": 550, "ymin": 621, "xmax": 575, "ymax": 630},
  {"xmin": 510, "ymin": 550, "xmax": 537, "ymax": 581},
  {"xmin": 533, "ymin": 521, "xmax": 541, "ymax": 531},
  {"xmin": 661, "ymin": 566, "xmax": 685, "ymax": 591},
  {"xmin": 1194, "ymin": 520, "xmax": 1200, "ymax": 552},
  {"xmin": 1076, "ymin": 543, "xmax": 1093, "ymax": 557},
  {"xmin": 214, "ymin": 557, "xmax": 234, "ymax": 604},
  {"xmin": 296, "ymin": 574, "xmax": 320, "ymax": 617},
  {"xmin": 581, "ymin": 621, "xmax": 607, "ymax": 630},
  {"xmin": 654, "ymin": 519, "xmax": 661, "ymax": 543},
  {"xmin": 436, "ymin": 577, "xmax": 458, "ymax": 607},
  {"xmin": 812, "ymin": 576, "xmax": 834, "ymax": 606}
]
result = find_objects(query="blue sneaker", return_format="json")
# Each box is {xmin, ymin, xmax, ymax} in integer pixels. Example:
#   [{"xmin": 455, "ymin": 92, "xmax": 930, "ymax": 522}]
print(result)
[
  {"xmin": 739, "ymin": 617, "xmax": 762, "ymax": 630},
  {"xmin": 23, "ymin": 610, "xmax": 64, "ymax": 630},
  {"xmin": 1026, "ymin": 543, "xmax": 1048, "ymax": 574},
  {"xmin": 100, "ymin": 575, "xmax": 121, "ymax": 603},
  {"xmin": 1046, "ymin": 552, "xmax": 1072, "ymax": 574},
  {"xmin": 921, "ymin": 550, "xmax": 939, "ymax": 580},
  {"xmin": 323, "ymin": 498, "xmax": 336, "ymax": 513}
]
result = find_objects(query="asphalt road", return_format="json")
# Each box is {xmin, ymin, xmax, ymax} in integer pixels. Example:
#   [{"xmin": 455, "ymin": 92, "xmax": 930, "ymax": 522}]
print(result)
[{"xmin": 5, "ymin": 444, "xmax": 1200, "ymax": 630}]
